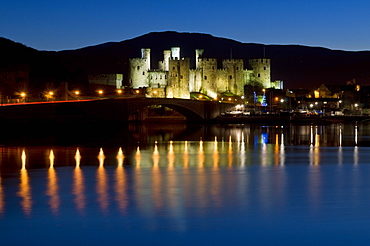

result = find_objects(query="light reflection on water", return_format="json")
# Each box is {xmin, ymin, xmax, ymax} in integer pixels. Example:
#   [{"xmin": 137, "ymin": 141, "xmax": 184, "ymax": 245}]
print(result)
[{"xmin": 1, "ymin": 123, "xmax": 370, "ymax": 245}]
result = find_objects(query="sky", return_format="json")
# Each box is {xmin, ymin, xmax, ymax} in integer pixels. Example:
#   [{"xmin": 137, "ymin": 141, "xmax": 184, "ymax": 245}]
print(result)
[{"xmin": 2, "ymin": 0, "xmax": 370, "ymax": 51}]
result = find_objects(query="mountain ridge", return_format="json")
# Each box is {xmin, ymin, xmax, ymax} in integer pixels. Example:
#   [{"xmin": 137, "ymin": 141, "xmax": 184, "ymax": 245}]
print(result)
[{"xmin": 2, "ymin": 31, "xmax": 370, "ymax": 89}]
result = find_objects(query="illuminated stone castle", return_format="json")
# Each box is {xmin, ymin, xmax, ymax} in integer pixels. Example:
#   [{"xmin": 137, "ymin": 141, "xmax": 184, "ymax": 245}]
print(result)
[{"xmin": 129, "ymin": 47, "xmax": 282, "ymax": 99}]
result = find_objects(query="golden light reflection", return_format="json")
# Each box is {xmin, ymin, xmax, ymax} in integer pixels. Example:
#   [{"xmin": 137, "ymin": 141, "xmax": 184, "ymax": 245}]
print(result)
[
  {"xmin": 168, "ymin": 141, "xmax": 175, "ymax": 168},
  {"xmin": 274, "ymin": 134, "xmax": 280, "ymax": 166},
  {"xmin": 152, "ymin": 141, "xmax": 160, "ymax": 167},
  {"xmin": 355, "ymin": 124, "xmax": 358, "ymax": 146},
  {"xmin": 73, "ymin": 160, "xmax": 86, "ymax": 214},
  {"xmin": 115, "ymin": 157, "xmax": 127, "ymax": 214},
  {"xmin": 98, "ymin": 148, "xmax": 105, "ymax": 167},
  {"xmin": 309, "ymin": 145, "xmax": 320, "ymax": 166},
  {"xmin": 18, "ymin": 150, "xmax": 32, "ymax": 217},
  {"xmin": 97, "ymin": 161, "xmax": 109, "ymax": 214},
  {"xmin": 152, "ymin": 156, "xmax": 163, "ymax": 209},
  {"xmin": 21, "ymin": 150, "xmax": 26, "ymax": 170},
  {"xmin": 315, "ymin": 126, "xmax": 320, "ymax": 147},
  {"xmin": 198, "ymin": 139, "xmax": 204, "ymax": 167},
  {"xmin": 47, "ymin": 160, "xmax": 60, "ymax": 215},
  {"xmin": 75, "ymin": 148, "xmax": 81, "ymax": 168},
  {"xmin": 228, "ymin": 135, "xmax": 233, "ymax": 166},
  {"xmin": 135, "ymin": 146, "xmax": 141, "ymax": 167},
  {"xmin": 213, "ymin": 137, "xmax": 219, "ymax": 167},
  {"xmin": 214, "ymin": 137, "xmax": 218, "ymax": 153},
  {"xmin": 183, "ymin": 141, "xmax": 189, "ymax": 168},
  {"xmin": 117, "ymin": 147, "xmax": 124, "ymax": 167},
  {"xmin": 49, "ymin": 150, "xmax": 55, "ymax": 169}
]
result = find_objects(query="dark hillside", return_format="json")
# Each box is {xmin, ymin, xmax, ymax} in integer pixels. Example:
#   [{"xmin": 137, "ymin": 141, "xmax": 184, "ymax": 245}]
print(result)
[{"xmin": 3, "ymin": 32, "xmax": 370, "ymax": 90}]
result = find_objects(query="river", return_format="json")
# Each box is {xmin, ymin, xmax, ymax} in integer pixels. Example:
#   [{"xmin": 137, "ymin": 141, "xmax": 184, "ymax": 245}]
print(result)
[{"xmin": 1, "ymin": 122, "xmax": 370, "ymax": 245}]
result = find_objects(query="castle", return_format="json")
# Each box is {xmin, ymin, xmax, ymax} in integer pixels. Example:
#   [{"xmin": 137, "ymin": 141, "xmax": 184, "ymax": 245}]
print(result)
[{"xmin": 129, "ymin": 47, "xmax": 283, "ymax": 99}]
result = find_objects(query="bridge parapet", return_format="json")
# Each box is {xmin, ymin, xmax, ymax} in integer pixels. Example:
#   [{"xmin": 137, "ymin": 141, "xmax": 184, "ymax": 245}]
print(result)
[{"xmin": 0, "ymin": 98, "xmax": 235, "ymax": 122}]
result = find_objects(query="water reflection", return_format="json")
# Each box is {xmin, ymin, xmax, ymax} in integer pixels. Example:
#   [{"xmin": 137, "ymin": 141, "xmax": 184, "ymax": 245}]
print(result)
[
  {"xmin": 18, "ymin": 150, "xmax": 32, "ymax": 217},
  {"xmin": 47, "ymin": 150, "xmax": 60, "ymax": 215},
  {"xmin": 97, "ymin": 148, "xmax": 109, "ymax": 214},
  {"xmin": 2, "ymin": 123, "xmax": 370, "ymax": 222},
  {"xmin": 115, "ymin": 148, "xmax": 127, "ymax": 214}
]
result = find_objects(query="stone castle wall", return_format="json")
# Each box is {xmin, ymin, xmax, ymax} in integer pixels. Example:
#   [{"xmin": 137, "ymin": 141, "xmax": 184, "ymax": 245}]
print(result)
[
  {"xmin": 248, "ymin": 58, "xmax": 271, "ymax": 88},
  {"xmin": 129, "ymin": 48, "xmax": 279, "ymax": 99}
]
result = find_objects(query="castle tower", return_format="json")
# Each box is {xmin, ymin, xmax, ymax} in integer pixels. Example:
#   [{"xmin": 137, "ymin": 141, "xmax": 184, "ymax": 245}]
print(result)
[
  {"xmin": 222, "ymin": 59, "xmax": 245, "ymax": 96},
  {"xmin": 167, "ymin": 57, "xmax": 190, "ymax": 99},
  {"xmin": 163, "ymin": 50, "xmax": 171, "ymax": 71},
  {"xmin": 195, "ymin": 49, "xmax": 204, "ymax": 69},
  {"xmin": 171, "ymin": 47, "xmax": 180, "ymax": 60},
  {"xmin": 141, "ymin": 48, "xmax": 151, "ymax": 70},
  {"xmin": 248, "ymin": 58, "xmax": 271, "ymax": 88},
  {"xmin": 129, "ymin": 48, "xmax": 151, "ymax": 88},
  {"xmin": 198, "ymin": 58, "xmax": 218, "ymax": 99}
]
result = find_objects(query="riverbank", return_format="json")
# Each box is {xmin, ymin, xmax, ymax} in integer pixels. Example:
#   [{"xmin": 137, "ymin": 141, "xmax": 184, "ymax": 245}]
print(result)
[{"xmin": 216, "ymin": 114, "xmax": 370, "ymax": 124}]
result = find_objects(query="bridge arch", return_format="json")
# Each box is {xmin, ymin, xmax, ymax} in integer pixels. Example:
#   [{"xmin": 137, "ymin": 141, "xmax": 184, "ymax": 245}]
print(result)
[{"xmin": 125, "ymin": 98, "xmax": 206, "ymax": 121}]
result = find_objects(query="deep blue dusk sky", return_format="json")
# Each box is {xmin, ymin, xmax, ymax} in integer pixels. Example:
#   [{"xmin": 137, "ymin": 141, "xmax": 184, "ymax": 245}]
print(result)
[{"xmin": 2, "ymin": 0, "xmax": 370, "ymax": 51}]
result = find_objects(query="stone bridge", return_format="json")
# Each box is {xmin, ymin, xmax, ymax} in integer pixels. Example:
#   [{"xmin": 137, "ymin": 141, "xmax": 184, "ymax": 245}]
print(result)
[{"xmin": 0, "ymin": 97, "xmax": 235, "ymax": 122}]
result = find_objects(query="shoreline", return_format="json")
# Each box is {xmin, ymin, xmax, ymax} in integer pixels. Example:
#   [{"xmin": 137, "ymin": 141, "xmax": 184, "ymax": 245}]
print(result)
[{"xmin": 216, "ymin": 115, "xmax": 370, "ymax": 125}]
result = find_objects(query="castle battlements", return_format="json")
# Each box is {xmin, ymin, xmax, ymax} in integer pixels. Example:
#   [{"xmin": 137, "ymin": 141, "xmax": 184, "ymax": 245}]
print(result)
[{"xmin": 129, "ymin": 47, "xmax": 282, "ymax": 99}]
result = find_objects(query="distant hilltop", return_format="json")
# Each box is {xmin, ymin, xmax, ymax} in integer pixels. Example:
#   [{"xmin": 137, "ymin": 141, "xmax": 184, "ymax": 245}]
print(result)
[{"xmin": 2, "ymin": 31, "xmax": 370, "ymax": 90}]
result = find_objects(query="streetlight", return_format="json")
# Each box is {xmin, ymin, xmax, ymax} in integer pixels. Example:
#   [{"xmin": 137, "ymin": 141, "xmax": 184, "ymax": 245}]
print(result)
[
  {"xmin": 20, "ymin": 92, "xmax": 26, "ymax": 103},
  {"xmin": 74, "ymin": 91, "xmax": 80, "ymax": 100},
  {"xmin": 47, "ymin": 91, "xmax": 54, "ymax": 101}
]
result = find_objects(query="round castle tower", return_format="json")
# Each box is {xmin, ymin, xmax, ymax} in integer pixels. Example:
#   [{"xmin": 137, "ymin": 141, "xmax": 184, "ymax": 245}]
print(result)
[
  {"xmin": 195, "ymin": 49, "xmax": 204, "ymax": 69},
  {"xmin": 248, "ymin": 58, "xmax": 271, "ymax": 88},
  {"xmin": 129, "ymin": 48, "xmax": 151, "ymax": 88}
]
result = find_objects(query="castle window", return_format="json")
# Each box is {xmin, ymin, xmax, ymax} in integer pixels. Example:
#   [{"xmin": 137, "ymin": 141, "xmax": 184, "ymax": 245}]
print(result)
[
  {"xmin": 258, "ymin": 73, "xmax": 260, "ymax": 77},
  {"xmin": 180, "ymin": 75, "xmax": 183, "ymax": 79},
  {"xmin": 236, "ymin": 67, "xmax": 239, "ymax": 70},
  {"xmin": 143, "ymin": 72, "xmax": 145, "ymax": 75},
  {"xmin": 212, "ymin": 66, "xmax": 214, "ymax": 70},
  {"xmin": 173, "ymin": 67, "xmax": 175, "ymax": 70},
  {"xmin": 165, "ymin": 75, "xmax": 167, "ymax": 79},
  {"xmin": 160, "ymin": 75, "xmax": 162, "ymax": 79},
  {"xmin": 264, "ymin": 67, "xmax": 266, "ymax": 70},
  {"xmin": 229, "ymin": 75, "xmax": 232, "ymax": 80},
  {"xmin": 137, "ymin": 66, "xmax": 140, "ymax": 70},
  {"xmin": 204, "ymin": 76, "xmax": 207, "ymax": 80}
]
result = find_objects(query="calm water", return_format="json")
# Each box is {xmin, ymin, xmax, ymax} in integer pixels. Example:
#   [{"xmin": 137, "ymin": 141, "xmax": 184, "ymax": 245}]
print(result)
[{"xmin": 1, "ymin": 122, "xmax": 370, "ymax": 245}]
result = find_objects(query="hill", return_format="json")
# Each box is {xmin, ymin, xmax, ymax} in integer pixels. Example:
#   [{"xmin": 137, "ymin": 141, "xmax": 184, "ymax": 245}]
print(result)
[
  {"xmin": 0, "ymin": 37, "xmax": 68, "ymax": 89},
  {"xmin": 3, "ymin": 32, "xmax": 370, "ymax": 90}
]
